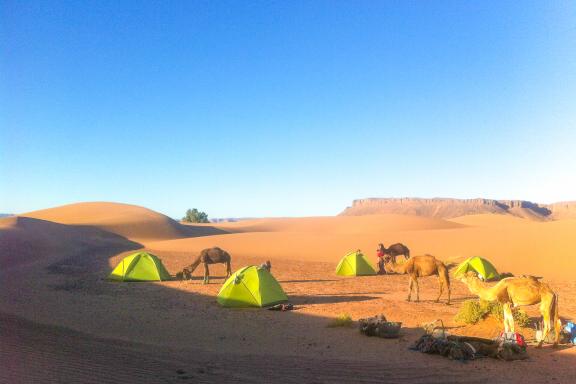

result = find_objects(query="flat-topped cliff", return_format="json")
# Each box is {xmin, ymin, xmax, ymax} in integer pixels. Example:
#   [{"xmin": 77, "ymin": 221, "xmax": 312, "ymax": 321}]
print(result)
[{"xmin": 339, "ymin": 198, "xmax": 576, "ymax": 220}]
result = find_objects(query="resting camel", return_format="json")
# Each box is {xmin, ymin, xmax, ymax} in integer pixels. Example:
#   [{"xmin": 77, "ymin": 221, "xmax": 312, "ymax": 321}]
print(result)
[
  {"xmin": 181, "ymin": 247, "xmax": 232, "ymax": 284},
  {"xmin": 459, "ymin": 271, "xmax": 561, "ymax": 347},
  {"xmin": 384, "ymin": 254, "xmax": 450, "ymax": 304}
]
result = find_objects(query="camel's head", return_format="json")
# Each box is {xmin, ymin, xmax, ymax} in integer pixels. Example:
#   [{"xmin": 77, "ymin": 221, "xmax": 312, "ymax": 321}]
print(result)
[
  {"xmin": 459, "ymin": 271, "xmax": 479, "ymax": 285},
  {"xmin": 180, "ymin": 268, "xmax": 192, "ymax": 280}
]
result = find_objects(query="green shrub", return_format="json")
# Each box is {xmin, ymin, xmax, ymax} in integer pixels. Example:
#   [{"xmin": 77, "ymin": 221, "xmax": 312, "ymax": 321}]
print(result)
[
  {"xmin": 488, "ymin": 302, "xmax": 531, "ymax": 327},
  {"xmin": 454, "ymin": 300, "xmax": 490, "ymax": 324},
  {"xmin": 455, "ymin": 299, "xmax": 531, "ymax": 327},
  {"xmin": 327, "ymin": 313, "xmax": 353, "ymax": 328},
  {"xmin": 182, "ymin": 208, "xmax": 209, "ymax": 223}
]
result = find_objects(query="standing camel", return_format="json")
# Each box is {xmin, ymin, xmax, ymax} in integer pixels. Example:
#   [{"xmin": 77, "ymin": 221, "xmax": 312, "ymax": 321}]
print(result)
[
  {"xmin": 384, "ymin": 255, "xmax": 451, "ymax": 304},
  {"xmin": 459, "ymin": 272, "xmax": 560, "ymax": 347},
  {"xmin": 379, "ymin": 243, "xmax": 410, "ymax": 263},
  {"xmin": 181, "ymin": 247, "xmax": 232, "ymax": 284}
]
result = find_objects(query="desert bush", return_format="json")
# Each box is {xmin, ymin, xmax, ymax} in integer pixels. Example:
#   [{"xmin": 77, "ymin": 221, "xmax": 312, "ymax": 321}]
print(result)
[
  {"xmin": 455, "ymin": 300, "xmax": 530, "ymax": 327},
  {"xmin": 182, "ymin": 208, "xmax": 209, "ymax": 223},
  {"xmin": 488, "ymin": 302, "xmax": 531, "ymax": 327},
  {"xmin": 327, "ymin": 313, "xmax": 354, "ymax": 328},
  {"xmin": 454, "ymin": 300, "xmax": 490, "ymax": 324}
]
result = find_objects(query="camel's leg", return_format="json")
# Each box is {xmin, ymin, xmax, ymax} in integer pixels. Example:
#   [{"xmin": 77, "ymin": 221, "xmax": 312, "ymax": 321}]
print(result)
[
  {"xmin": 406, "ymin": 277, "xmax": 413, "ymax": 302},
  {"xmin": 554, "ymin": 297, "xmax": 561, "ymax": 347},
  {"xmin": 226, "ymin": 260, "xmax": 232, "ymax": 278},
  {"xmin": 503, "ymin": 303, "xmax": 514, "ymax": 333},
  {"xmin": 414, "ymin": 277, "xmax": 420, "ymax": 302},
  {"xmin": 538, "ymin": 298, "xmax": 553, "ymax": 348},
  {"xmin": 435, "ymin": 279, "xmax": 443, "ymax": 303},
  {"xmin": 446, "ymin": 284, "xmax": 451, "ymax": 305},
  {"xmin": 203, "ymin": 263, "xmax": 209, "ymax": 284}
]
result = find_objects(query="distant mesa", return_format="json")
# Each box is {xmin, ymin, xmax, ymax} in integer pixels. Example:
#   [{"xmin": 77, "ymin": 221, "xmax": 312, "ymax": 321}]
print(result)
[
  {"xmin": 0, "ymin": 213, "xmax": 14, "ymax": 218},
  {"xmin": 339, "ymin": 198, "xmax": 576, "ymax": 221}
]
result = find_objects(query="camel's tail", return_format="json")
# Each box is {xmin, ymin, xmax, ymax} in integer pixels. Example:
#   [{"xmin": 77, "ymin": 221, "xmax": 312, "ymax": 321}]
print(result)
[
  {"xmin": 442, "ymin": 263, "xmax": 451, "ymax": 290},
  {"xmin": 438, "ymin": 261, "xmax": 451, "ymax": 304}
]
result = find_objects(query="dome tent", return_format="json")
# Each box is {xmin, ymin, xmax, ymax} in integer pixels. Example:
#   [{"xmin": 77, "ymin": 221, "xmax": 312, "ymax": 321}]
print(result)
[
  {"xmin": 454, "ymin": 256, "xmax": 499, "ymax": 281},
  {"xmin": 109, "ymin": 251, "xmax": 171, "ymax": 281},
  {"xmin": 336, "ymin": 250, "xmax": 376, "ymax": 276},
  {"xmin": 217, "ymin": 265, "xmax": 288, "ymax": 308}
]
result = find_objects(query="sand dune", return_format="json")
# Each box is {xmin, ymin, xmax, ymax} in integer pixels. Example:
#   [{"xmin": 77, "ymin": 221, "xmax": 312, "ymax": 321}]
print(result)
[
  {"xmin": 448, "ymin": 213, "xmax": 533, "ymax": 226},
  {"xmin": 22, "ymin": 202, "xmax": 225, "ymax": 241},
  {"xmin": 213, "ymin": 214, "xmax": 465, "ymax": 234},
  {"xmin": 0, "ymin": 216, "xmax": 140, "ymax": 270}
]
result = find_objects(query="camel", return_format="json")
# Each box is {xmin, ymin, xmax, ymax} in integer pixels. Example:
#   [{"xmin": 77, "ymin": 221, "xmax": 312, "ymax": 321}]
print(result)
[
  {"xmin": 181, "ymin": 247, "xmax": 232, "ymax": 284},
  {"xmin": 384, "ymin": 254, "xmax": 450, "ymax": 304},
  {"xmin": 259, "ymin": 260, "xmax": 272, "ymax": 272},
  {"xmin": 459, "ymin": 271, "xmax": 561, "ymax": 347},
  {"xmin": 379, "ymin": 243, "xmax": 410, "ymax": 263}
]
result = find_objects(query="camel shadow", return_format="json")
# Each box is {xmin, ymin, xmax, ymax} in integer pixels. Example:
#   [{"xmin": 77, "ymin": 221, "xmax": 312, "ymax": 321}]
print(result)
[{"xmin": 179, "ymin": 275, "xmax": 229, "ymax": 282}]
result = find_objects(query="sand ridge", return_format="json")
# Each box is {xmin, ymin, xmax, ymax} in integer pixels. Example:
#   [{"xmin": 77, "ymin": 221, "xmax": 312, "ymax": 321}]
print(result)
[{"xmin": 22, "ymin": 202, "xmax": 226, "ymax": 241}]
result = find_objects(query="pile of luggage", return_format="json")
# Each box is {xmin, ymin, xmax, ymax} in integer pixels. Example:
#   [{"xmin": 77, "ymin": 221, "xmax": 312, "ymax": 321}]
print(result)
[
  {"xmin": 358, "ymin": 314, "xmax": 402, "ymax": 339},
  {"xmin": 411, "ymin": 320, "xmax": 528, "ymax": 361}
]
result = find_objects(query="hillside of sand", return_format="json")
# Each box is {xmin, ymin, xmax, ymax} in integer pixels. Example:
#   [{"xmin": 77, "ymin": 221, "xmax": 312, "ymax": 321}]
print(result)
[
  {"xmin": 1, "ymin": 202, "xmax": 575, "ymax": 383},
  {"xmin": 0, "ymin": 215, "xmax": 141, "ymax": 270},
  {"xmin": 23, "ymin": 202, "xmax": 225, "ymax": 241}
]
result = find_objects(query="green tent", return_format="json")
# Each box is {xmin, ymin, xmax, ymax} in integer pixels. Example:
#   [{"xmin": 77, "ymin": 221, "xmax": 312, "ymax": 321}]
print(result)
[
  {"xmin": 336, "ymin": 250, "xmax": 377, "ymax": 276},
  {"xmin": 217, "ymin": 266, "xmax": 288, "ymax": 308},
  {"xmin": 109, "ymin": 251, "xmax": 171, "ymax": 281},
  {"xmin": 454, "ymin": 256, "xmax": 499, "ymax": 281}
]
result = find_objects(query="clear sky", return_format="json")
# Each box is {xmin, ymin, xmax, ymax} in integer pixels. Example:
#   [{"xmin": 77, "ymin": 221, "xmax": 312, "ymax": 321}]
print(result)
[{"xmin": 1, "ymin": 1, "xmax": 575, "ymax": 218}]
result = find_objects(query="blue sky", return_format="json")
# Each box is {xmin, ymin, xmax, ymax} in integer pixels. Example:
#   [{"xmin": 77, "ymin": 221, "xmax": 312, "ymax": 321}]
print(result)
[{"xmin": 1, "ymin": 1, "xmax": 575, "ymax": 218}]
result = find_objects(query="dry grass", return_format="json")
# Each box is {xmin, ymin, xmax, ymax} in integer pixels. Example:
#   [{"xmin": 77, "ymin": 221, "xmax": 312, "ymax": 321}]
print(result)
[{"xmin": 327, "ymin": 313, "xmax": 354, "ymax": 328}]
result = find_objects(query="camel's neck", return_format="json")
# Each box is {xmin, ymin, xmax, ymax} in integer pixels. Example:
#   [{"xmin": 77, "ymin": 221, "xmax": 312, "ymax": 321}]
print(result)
[
  {"xmin": 187, "ymin": 258, "xmax": 202, "ymax": 273},
  {"xmin": 464, "ymin": 278, "xmax": 500, "ymax": 301}
]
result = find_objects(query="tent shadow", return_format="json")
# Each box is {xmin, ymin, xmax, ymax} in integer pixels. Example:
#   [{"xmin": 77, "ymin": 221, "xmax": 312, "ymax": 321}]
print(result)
[
  {"xmin": 289, "ymin": 294, "xmax": 379, "ymax": 305},
  {"xmin": 279, "ymin": 279, "xmax": 339, "ymax": 283}
]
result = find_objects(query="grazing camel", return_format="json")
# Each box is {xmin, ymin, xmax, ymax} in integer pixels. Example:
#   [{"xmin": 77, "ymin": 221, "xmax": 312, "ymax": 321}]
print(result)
[
  {"xmin": 459, "ymin": 271, "xmax": 561, "ymax": 347},
  {"xmin": 384, "ymin": 255, "xmax": 451, "ymax": 304},
  {"xmin": 181, "ymin": 247, "xmax": 232, "ymax": 284},
  {"xmin": 379, "ymin": 243, "xmax": 410, "ymax": 263}
]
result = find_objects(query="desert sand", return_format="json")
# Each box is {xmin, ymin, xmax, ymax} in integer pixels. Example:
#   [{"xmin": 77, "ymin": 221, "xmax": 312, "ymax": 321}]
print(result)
[{"xmin": 1, "ymin": 202, "xmax": 575, "ymax": 383}]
